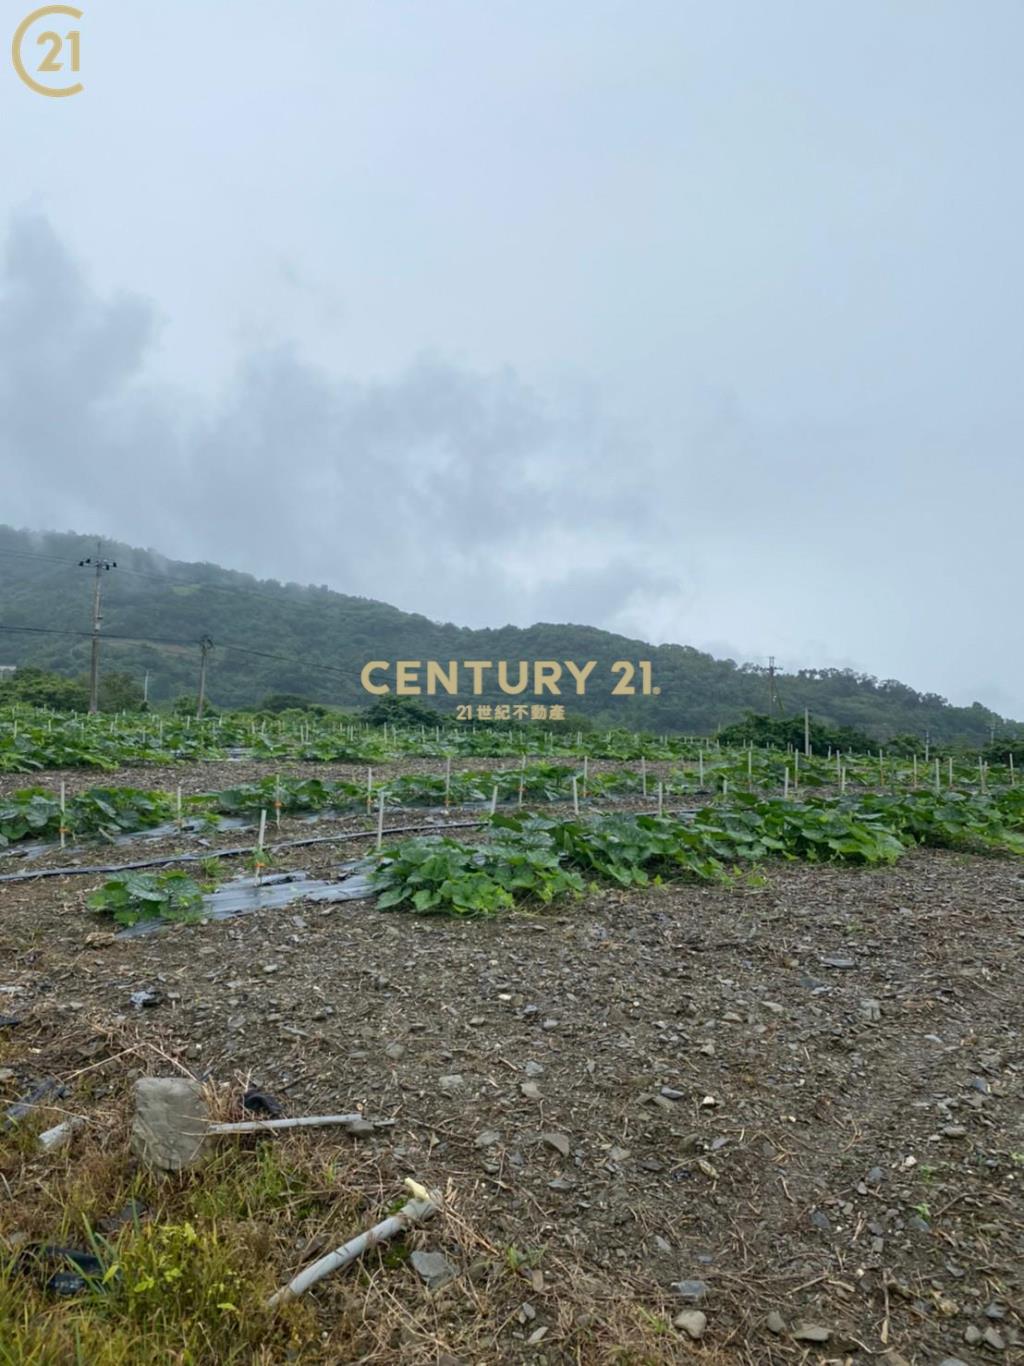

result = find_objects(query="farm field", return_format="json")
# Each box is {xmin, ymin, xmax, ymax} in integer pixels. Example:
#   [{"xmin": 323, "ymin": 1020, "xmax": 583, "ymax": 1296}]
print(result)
[
  {"xmin": 7, "ymin": 4, "xmax": 1024, "ymax": 1362},
  {"xmin": 0, "ymin": 716, "xmax": 1022, "ymax": 1364}
]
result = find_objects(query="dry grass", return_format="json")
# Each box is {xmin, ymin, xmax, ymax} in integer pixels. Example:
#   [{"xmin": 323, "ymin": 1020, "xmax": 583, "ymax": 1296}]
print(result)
[{"xmin": 0, "ymin": 1017, "xmax": 714, "ymax": 1366}]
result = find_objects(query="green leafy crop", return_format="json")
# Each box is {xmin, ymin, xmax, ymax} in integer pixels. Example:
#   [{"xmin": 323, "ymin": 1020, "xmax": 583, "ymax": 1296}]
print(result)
[
  {"xmin": 86, "ymin": 871, "xmax": 205, "ymax": 927},
  {"xmin": 372, "ymin": 826, "xmax": 584, "ymax": 916}
]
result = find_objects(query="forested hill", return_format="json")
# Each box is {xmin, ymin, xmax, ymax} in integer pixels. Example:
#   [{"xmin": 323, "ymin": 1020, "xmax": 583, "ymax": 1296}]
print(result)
[{"xmin": 0, "ymin": 525, "xmax": 1016, "ymax": 743}]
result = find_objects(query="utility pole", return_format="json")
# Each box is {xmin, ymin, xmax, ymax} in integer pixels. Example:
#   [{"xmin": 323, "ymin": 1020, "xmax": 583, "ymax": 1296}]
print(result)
[
  {"xmin": 196, "ymin": 636, "xmax": 213, "ymax": 718},
  {"xmin": 804, "ymin": 706, "xmax": 811, "ymax": 757},
  {"xmin": 143, "ymin": 670, "xmax": 151, "ymax": 704},
  {"xmin": 78, "ymin": 542, "xmax": 116, "ymax": 714},
  {"xmin": 767, "ymin": 656, "xmax": 781, "ymax": 716}
]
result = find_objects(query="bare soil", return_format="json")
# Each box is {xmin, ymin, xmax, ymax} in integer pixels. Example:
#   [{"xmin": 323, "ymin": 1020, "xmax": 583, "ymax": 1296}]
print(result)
[{"xmin": 1, "ymin": 761, "xmax": 1022, "ymax": 1363}]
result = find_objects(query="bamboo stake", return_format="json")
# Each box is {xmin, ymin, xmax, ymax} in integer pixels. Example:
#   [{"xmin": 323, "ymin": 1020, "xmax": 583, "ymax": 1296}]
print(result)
[
  {"xmin": 444, "ymin": 756, "xmax": 451, "ymax": 808},
  {"xmin": 376, "ymin": 792, "xmax": 385, "ymax": 850},
  {"xmin": 366, "ymin": 767, "xmax": 373, "ymax": 813},
  {"xmin": 657, "ymin": 781, "xmax": 664, "ymax": 816},
  {"xmin": 489, "ymin": 785, "xmax": 498, "ymax": 815},
  {"xmin": 933, "ymin": 759, "xmax": 940, "ymax": 794},
  {"xmin": 783, "ymin": 767, "xmax": 790, "ymax": 800},
  {"xmin": 640, "ymin": 756, "xmax": 647, "ymax": 797},
  {"xmin": 571, "ymin": 776, "xmax": 579, "ymax": 815},
  {"xmin": 59, "ymin": 781, "xmax": 66, "ymax": 851},
  {"xmin": 255, "ymin": 810, "xmax": 267, "ymax": 884}
]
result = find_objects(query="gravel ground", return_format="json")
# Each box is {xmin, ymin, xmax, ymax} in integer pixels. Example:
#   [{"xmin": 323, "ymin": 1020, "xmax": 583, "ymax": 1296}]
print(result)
[{"xmin": 1, "ymin": 767, "xmax": 1022, "ymax": 1363}]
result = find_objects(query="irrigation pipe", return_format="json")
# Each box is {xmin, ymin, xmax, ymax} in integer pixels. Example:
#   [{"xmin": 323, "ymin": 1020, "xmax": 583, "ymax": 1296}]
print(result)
[
  {"xmin": 267, "ymin": 1178, "xmax": 440, "ymax": 1308},
  {"xmin": 0, "ymin": 819, "xmax": 485, "ymax": 883}
]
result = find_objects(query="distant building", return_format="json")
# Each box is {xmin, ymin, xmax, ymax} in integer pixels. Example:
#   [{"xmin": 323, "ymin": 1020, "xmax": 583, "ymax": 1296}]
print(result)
[{"xmin": 0, "ymin": 665, "xmax": 16, "ymax": 677}]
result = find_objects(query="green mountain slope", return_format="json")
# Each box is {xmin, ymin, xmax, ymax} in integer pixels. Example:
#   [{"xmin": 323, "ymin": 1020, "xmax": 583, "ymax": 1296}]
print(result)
[{"xmin": 0, "ymin": 525, "xmax": 1017, "ymax": 744}]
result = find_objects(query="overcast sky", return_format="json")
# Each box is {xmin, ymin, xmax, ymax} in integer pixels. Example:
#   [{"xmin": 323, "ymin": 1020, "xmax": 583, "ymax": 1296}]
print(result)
[{"xmin": 2, "ymin": 1, "xmax": 1022, "ymax": 715}]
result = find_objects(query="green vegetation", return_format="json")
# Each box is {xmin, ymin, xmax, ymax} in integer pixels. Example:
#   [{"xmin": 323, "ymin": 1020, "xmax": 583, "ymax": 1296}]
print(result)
[
  {"xmin": 86, "ymin": 871, "xmax": 205, "ymax": 927},
  {"xmin": 0, "ymin": 1138, "xmax": 335, "ymax": 1364},
  {"xmin": 0, "ymin": 1110, "xmax": 676, "ymax": 1364},
  {"xmin": 717, "ymin": 710, "xmax": 879, "ymax": 755},
  {"xmin": 1, "ymin": 526, "xmax": 1019, "ymax": 742},
  {"xmin": 0, "ymin": 665, "xmax": 144, "ymax": 715},
  {"xmin": 0, "ymin": 786, "xmax": 173, "ymax": 846},
  {"xmin": 855, "ymin": 789, "xmax": 1024, "ymax": 855},
  {"xmin": 211, "ymin": 776, "xmax": 358, "ymax": 817},
  {"xmin": 1, "ymin": 728, "xmax": 1021, "ymax": 855},
  {"xmin": 0, "ymin": 710, "xmax": 219, "ymax": 772},
  {"xmin": 363, "ymin": 694, "xmax": 447, "ymax": 729},
  {"xmin": 3, "ymin": 701, "xmax": 1021, "ymax": 779},
  {"xmin": 373, "ymin": 828, "xmax": 585, "ymax": 915},
  {"xmin": 372, "ymin": 788, "xmax": 1024, "ymax": 916},
  {"xmin": 984, "ymin": 736, "xmax": 1024, "ymax": 766}
]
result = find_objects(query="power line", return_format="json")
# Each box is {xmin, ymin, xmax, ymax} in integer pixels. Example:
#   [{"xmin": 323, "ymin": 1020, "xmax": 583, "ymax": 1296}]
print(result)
[
  {"xmin": 0, "ymin": 625, "xmax": 88, "ymax": 637},
  {"xmin": 0, "ymin": 549, "xmax": 366, "ymax": 682},
  {"xmin": 0, "ymin": 621, "xmax": 355, "ymax": 681},
  {"xmin": 0, "ymin": 548, "xmax": 76, "ymax": 568}
]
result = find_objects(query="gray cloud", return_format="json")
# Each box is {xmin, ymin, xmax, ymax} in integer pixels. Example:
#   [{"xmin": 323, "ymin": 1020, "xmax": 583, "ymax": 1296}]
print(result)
[
  {"xmin": 1, "ymin": 208, "xmax": 1021, "ymax": 717},
  {"xmin": 0, "ymin": 213, "xmax": 687, "ymax": 634},
  {"xmin": 3, "ymin": 0, "xmax": 1023, "ymax": 717}
]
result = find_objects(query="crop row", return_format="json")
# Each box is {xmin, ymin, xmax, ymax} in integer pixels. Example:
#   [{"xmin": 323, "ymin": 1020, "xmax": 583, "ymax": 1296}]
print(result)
[
  {"xmin": 6, "ymin": 760, "xmax": 1024, "ymax": 851},
  {"xmin": 371, "ymin": 790, "xmax": 1024, "ymax": 916},
  {"xmin": 2, "ymin": 706, "xmax": 1019, "ymax": 779},
  {"xmin": 81, "ymin": 788, "xmax": 1024, "ymax": 928}
]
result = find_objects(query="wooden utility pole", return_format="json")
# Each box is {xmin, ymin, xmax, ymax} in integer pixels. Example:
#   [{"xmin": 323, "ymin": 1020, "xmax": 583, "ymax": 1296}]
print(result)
[
  {"xmin": 196, "ymin": 636, "xmax": 214, "ymax": 718},
  {"xmin": 78, "ymin": 542, "xmax": 116, "ymax": 714}
]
